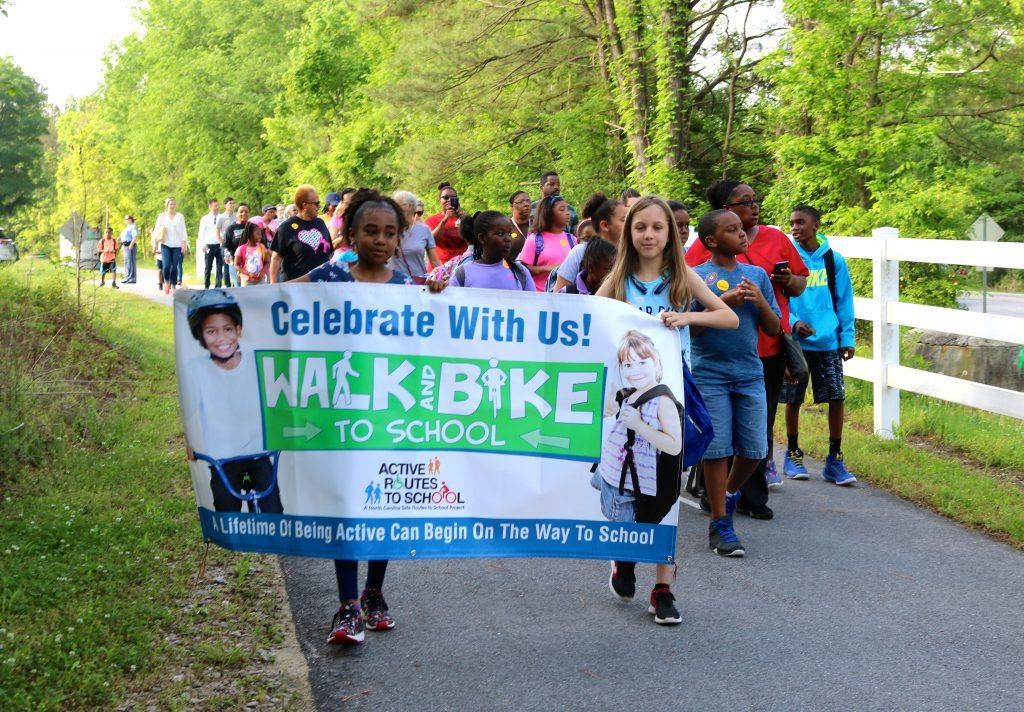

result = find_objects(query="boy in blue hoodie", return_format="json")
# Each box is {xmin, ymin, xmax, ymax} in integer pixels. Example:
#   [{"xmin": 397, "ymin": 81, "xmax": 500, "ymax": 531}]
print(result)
[{"xmin": 780, "ymin": 205, "xmax": 857, "ymax": 485}]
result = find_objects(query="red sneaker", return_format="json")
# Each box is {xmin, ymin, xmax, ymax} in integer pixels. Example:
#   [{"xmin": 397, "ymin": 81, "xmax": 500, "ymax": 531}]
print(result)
[
  {"xmin": 359, "ymin": 588, "xmax": 395, "ymax": 631},
  {"xmin": 326, "ymin": 603, "xmax": 365, "ymax": 645}
]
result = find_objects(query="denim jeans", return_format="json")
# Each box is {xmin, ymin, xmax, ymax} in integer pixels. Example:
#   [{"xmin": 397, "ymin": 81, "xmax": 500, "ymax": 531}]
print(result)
[
  {"xmin": 697, "ymin": 375, "xmax": 769, "ymax": 460},
  {"xmin": 160, "ymin": 245, "xmax": 181, "ymax": 287}
]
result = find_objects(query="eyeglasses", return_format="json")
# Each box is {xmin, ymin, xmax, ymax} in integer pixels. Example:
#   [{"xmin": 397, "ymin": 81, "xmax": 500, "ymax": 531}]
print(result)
[
  {"xmin": 726, "ymin": 199, "xmax": 760, "ymax": 209},
  {"xmin": 415, "ymin": 210, "xmax": 424, "ymax": 216},
  {"xmin": 305, "ymin": 200, "xmax": 320, "ymax": 207}
]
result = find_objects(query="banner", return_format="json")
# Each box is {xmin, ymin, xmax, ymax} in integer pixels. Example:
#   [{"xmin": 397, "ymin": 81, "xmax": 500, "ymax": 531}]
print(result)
[{"xmin": 175, "ymin": 283, "xmax": 684, "ymax": 564}]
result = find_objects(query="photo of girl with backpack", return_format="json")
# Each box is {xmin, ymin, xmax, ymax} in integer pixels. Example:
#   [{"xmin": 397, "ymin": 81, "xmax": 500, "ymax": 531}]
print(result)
[{"xmin": 593, "ymin": 330, "xmax": 683, "ymax": 527}]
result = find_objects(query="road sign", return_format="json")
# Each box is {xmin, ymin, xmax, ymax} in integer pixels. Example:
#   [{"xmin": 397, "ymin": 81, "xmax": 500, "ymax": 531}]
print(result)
[
  {"xmin": 966, "ymin": 214, "xmax": 1005, "ymax": 313},
  {"xmin": 967, "ymin": 214, "xmax": 1004, "ymax": 243}
]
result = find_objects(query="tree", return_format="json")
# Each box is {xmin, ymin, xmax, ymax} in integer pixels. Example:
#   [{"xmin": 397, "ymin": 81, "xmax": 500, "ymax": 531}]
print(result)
[{"xmin": 0, "ymin": 58, "xmax": 48, "ymax": 213}]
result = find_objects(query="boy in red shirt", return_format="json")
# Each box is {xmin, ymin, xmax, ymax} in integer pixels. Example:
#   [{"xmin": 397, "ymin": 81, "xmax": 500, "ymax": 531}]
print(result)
[{"xmin": 97, "ymin": 227, "xmax": 120, "ymax": 289}]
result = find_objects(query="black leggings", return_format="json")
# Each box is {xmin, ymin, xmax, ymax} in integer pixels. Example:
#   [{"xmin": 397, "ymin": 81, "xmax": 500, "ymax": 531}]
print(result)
[
  {"xmin": 739, "ymin": 354, "xmax": 786, "ymax": 509},
  {"xmin": 334, "ymin": 560, "xmax": 388, "ymax": 602}
]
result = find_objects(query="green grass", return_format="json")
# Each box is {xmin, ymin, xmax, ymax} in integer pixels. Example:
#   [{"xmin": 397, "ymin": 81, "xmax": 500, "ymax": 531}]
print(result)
[
  {"xmin": 793, "ymin": 403, "xmax": 1024, "ymax": 545},
  {"xmin": 840, "ymin": 378, "xmax": 1024, "ymax": 470},
  {"xmin": 0, "ymin": 261, "xmax": 294, "ymax": 710}
]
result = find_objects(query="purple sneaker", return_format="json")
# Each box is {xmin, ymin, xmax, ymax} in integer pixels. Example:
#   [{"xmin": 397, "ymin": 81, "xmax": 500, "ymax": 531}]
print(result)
[{"xmin": 765, "ymin": 459, "xmax": 782, "ymax": 489}]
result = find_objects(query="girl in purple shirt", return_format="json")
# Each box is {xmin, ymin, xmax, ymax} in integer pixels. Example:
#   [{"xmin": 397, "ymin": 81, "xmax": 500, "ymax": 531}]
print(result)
[{"xmin": 449, "ymin": 211, "xmax": 536, "ymax": 291}]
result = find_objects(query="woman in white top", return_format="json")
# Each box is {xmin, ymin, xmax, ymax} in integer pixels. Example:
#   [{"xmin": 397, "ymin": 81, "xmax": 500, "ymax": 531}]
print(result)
[{"xmin": 152, "ymin": 197, "xmax": 189, "ymax": 294}]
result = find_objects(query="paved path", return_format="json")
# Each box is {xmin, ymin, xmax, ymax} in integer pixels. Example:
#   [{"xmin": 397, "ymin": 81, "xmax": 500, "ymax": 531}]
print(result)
[
  {"xmin": 122, "ymin": 279, "xmax": 1024, "ymax": 710},
  {"xmin": 281, "ymin": 454, "xmax": 1024, "ymax": 712}
]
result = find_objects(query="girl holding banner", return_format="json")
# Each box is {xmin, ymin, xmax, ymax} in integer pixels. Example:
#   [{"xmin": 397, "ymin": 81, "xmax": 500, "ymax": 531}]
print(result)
[{"xmin": 597, "ymin": 196, "xmax": 738, "ymax": 625}]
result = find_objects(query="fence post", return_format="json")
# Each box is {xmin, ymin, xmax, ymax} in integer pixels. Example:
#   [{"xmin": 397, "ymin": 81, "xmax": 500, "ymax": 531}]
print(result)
[{"xmin": 871, "ymin": 226, "xmax": 900, "ymax": 438}]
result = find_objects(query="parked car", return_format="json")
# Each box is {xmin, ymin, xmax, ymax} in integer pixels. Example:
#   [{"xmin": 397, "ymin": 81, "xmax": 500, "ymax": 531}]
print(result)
[{"xmin": 0, "ymin": 229, "xmax": 19, "ymax": 263}]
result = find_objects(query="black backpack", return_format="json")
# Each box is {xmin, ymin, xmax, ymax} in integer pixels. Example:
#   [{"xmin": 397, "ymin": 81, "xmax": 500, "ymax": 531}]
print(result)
[{"xmin": 612, "ymin": 384, "xmax": 685, "ymax": 524}]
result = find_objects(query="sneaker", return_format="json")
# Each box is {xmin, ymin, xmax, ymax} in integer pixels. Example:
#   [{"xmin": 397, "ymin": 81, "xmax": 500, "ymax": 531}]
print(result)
[
  {"xmin": 326, "ymin": 603, "xmax": 365, "ymax": 645},
  {"xmin": 735, "ymin": 502, "xmax": 774, "ymax": 520},
  {"xmin": 111, "ymin": 283, "xmax": 119, "ymax": 289},
  {"xmin": 784, "ymin": 448, "xmax": 809, "ymax": 480},
  {"xmin": 163, "ymin": 282, "xmax": 171, "ymax": 295},
  {"xmin": 823, "ymin": 452, "xmax": 857, "ymax": 486},
  {"xmin": 708, "ymin": 517, "xmax": 745, "ymax": 557},
  {"xmin": 608, "ymin": 561, "xmax": 636, "ymax": 602},
  {"xmin": 359, "ymin": 588, "xmax": 395, "ymax": 631},
  {"xmin": 765, "ymin": 459, "xmax": 782, "ymax": 489},
  {"xmin": 647, "ymin": 587, "xmax": 682, "ymax": 625},
  {"xmin": 725, "ymin": 491, "xmax": 741, "ymax": 520}
]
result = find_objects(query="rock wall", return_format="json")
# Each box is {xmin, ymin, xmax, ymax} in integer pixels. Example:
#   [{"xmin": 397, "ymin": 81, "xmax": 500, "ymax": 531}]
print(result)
[{"xmin": 911, "ymin": 330, "xmax": 1024, "ymax": 391}]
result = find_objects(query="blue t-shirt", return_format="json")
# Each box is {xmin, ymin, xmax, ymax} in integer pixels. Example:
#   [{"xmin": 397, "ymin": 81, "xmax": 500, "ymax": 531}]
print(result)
[
  {"xmin": 624, "ymin": 273, "xmax": 691, "ymax": 367},
  {"xmin": 306, "ymin": 260, "xmax": 413, "ymax": 285},
  {"xmin": 690, "ymin": 261, "xmax": 780, "ymax": 383}
]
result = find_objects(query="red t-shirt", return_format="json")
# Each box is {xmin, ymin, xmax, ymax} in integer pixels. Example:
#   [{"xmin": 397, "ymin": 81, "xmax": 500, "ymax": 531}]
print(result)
[
  {"xmin": 685, "ymin": 225, "xmax": 808, "ymax": 357},
  {"xmin": 424, "ymin": 213, "xmax": 466, "ymax": 264}
]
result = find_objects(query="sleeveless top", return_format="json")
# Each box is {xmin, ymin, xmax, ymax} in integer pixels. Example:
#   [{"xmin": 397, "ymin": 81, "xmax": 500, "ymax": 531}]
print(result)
[
  {"xmin": 624, "ymin": 274, "xmax": 691, "ymax": 367},
  {"xmin": 598, "ymin": 396, "xmax": 661, "ymax": 496}
]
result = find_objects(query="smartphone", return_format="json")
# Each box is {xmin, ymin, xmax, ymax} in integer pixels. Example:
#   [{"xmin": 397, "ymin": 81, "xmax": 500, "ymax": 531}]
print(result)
[
  {"xmin": 772, "ymin": 260, "xmax": 790, "ymax": 274},
  {"xmin": 449, "ymin": 195, "xmax": 460, "ymax": 212}
]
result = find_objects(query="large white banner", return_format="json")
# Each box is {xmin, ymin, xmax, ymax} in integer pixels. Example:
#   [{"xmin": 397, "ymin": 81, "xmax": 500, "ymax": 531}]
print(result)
[{"xmin": 175, "ymin": 283, "xmax": 684, "ymax": 563}]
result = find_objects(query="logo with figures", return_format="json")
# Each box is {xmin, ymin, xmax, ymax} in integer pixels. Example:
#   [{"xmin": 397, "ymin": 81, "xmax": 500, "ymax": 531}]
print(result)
[{"xmin": 363, "ymin": 456, "xmax": 465, "ymax": 511}]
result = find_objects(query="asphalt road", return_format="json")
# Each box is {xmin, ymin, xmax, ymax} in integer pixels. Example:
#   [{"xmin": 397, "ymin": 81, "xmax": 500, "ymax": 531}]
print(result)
[
  {"xmin": 959, "ymin": 291, "xmax": 1024, "ymax": 318},
  {"xmin": 280, "ymin": 452, "xmax": 1024, "ymax": 712}
]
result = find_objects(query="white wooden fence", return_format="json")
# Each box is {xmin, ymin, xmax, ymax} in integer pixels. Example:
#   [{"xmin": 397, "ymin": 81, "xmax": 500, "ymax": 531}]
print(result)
[{"xmin": 829, "ymin": 228, "xmax": 1024, "ymax": 438}]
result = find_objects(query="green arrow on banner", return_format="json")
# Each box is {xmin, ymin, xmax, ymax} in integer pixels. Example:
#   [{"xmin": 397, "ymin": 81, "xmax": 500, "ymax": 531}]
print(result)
[
  {"xmin": 283, "ymin": 422, "xmax": 321, "ymax": 441},
  {"xmin": 521, "ymin": 429, "xmax": 571, "ymax": 450}
]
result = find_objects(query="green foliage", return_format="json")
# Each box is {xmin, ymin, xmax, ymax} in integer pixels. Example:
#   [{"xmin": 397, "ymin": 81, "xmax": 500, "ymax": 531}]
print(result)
[
  {"xmin": 15, "ymin": 0, "xmax": 1024, "ymax": 306},
  {"xmin": 0, "ymin": 58, "xmax": 48, "ymax": 214}
]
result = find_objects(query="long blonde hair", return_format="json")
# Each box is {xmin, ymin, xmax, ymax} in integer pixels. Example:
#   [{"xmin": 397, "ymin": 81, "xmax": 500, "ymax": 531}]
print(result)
[{"xmin": 604, "ymin": 195, "xmax": 692, "ymax": 310}]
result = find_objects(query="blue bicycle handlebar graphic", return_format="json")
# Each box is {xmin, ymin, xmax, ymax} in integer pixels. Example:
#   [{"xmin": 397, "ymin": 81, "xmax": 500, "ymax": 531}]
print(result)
[{"xmin": 192, "ymin": 451, "xmax": 281, "ymax": 513}]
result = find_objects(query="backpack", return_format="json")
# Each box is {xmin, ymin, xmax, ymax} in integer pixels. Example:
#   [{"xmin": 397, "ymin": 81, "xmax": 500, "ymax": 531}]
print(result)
[
  {"xmin": 454, "ymin": 260, "xmax": 532, "ymax": 291},
  {"xmin": 681, "ymin": 361, "xmax": 714, "ymax": 469},
  {"xmin": 614, "ymin": 384, "xmax": 685, "ymax": 524},
  {"xmin": 823, "ymin": 247, "xmax": 842, "ymax": 343},
  {"xmin": 531, "ymin": 232, "xmax": 575, "ymax": 293}
]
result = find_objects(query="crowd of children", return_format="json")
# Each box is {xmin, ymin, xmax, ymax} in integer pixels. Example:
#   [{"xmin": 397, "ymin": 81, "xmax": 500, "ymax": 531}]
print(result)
[{"xmin": 182, "ymin": 176, "xmax": 858, "ymax": 644}]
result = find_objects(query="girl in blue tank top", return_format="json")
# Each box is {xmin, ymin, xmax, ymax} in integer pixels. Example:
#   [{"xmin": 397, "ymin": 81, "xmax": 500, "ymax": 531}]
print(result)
[{"xmin": 596, "ymin": 195, "xmax": 738, "ymax": 626}]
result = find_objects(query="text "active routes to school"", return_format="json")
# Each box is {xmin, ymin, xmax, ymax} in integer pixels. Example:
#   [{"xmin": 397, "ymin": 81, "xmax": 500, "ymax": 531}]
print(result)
[{"xmin": 256, "ymin": 350, "xmax": 606, "ymax": 460}]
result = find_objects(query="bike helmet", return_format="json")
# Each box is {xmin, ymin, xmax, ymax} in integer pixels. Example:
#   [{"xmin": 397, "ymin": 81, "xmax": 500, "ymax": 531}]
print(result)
[{"xmin": 187, "ymin": 289, "xmax": 243, "ymax": 343}]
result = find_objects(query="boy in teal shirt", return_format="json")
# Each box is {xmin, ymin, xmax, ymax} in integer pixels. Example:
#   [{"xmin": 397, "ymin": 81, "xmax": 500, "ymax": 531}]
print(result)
[{"xmin": 780, "ymin": 205, "xmax": 856, "ymax": 485}]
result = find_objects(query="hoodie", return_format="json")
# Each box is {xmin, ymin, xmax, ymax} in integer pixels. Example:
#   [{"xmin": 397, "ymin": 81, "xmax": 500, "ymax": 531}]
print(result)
[{"xmin": 788, "ymin": 234, "xmax": 855, "ymax": 352}]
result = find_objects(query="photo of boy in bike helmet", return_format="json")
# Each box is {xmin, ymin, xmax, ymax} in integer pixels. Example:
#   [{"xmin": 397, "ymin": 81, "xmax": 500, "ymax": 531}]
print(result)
[{"xmin": 181, "ymin": 289, "xmax": 284, "ymax": 513}]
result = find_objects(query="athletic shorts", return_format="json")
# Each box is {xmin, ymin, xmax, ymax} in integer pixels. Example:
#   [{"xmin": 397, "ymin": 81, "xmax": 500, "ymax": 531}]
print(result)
[
  {"xmin": 779, "ymin": 348, "xmax": 846, "ymax": 404},
  {"xmin": 99, "ymin": 261, "xmax": 116, "ymax": 274}
]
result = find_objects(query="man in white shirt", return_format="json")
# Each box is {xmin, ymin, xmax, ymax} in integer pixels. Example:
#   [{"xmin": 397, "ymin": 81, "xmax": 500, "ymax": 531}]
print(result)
[
  {"xmin": 216, "ymin": 197, "xmax": 236, "ymax": 287},
  {"xmin": 198, "ymin": 199, "xmax": 224, "ymax": 289}
]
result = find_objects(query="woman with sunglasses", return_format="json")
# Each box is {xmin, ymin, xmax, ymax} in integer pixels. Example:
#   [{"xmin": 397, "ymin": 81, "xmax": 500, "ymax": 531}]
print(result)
[
  {"xmin": 685, "ymin": 180, "xmax": 808, "ymax": 517},
  {"xmin": 269, "ymin": 184, "xmax": 334, "ymax": 283},
  {"xmin": 508, "ymin": 190, "xmax": 532, "ymax": 260},
  {"xmin": 390, "ymin": 190, "xmax": 439, "ymax": 279}
]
